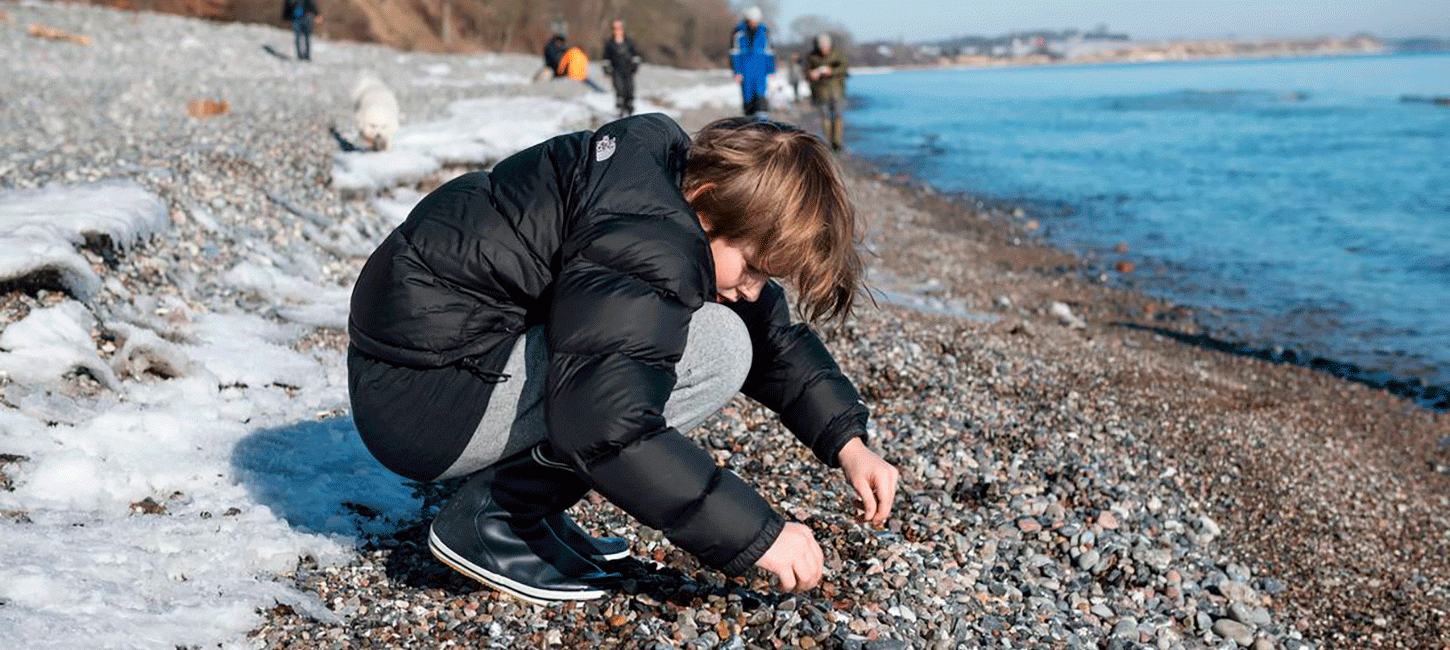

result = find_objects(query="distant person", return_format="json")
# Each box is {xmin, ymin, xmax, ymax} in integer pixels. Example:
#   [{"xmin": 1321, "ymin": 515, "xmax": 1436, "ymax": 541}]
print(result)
[
  {"xmin": 281, "ymin": 0, "xmax": 320, "ymax": 61},
  {"xmin": 729, "ymin": 6, "xmax": 775, "ymax": 116},
  {"xmin": 805, "ymin": 33, "xmax": 848, "ymax": 151},
  {"xmin": 786, "ymin": 53, "xmax": 802, "ymax": 105},
  {"xmin": 534, "ymin": 35, "xmax": 568, "ymax": 83},
  {"xmin": 601, "ymin": 19, "xmax": 643, "ymax": 117},
  {"xmin": 536, "ymin": 34, "xmax": 605, "ymax": 92}
]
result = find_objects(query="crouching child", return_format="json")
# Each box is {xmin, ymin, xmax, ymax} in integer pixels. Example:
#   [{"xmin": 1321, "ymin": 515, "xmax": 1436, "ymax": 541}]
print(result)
[{"xmin": 347, "ymin": 114, "xmax": 899, "ymax": 602}]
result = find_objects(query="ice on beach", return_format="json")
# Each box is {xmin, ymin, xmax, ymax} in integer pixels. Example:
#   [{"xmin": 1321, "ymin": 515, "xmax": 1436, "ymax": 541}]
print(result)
[
  {"xmin": 331, "ymin": 64, "xmax": 750, "ymax": 193},
  {"xmin": 332, "ymin": 95, "xmax": 601, "ymax": 191},
  {"xmin": 661, "ymin": 81, "xmax": 747, "ymax": 110},
  {"xmin": 223, "ymin": 262, "xmax": 352, "ymax": 329},
  {"xmin": 0, "ymin": 300, "xmax": 120, "ymax": 390},
  {"xmin": 373, "ymin": 187, "xmax": 425, "ymax": 227},
  {"xmin": 0, "ymin": 180, "xmax": 168, "ymax": 300},
  {"xmin": 0, "ymin": 168, "xmax": 415, "ymax": 650}
]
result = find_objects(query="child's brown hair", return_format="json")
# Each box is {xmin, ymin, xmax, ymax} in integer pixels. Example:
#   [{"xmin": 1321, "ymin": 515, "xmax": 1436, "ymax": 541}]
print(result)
[{"xmin": 682, "ymin": 116, "xmax": 863, "ymax": 323}]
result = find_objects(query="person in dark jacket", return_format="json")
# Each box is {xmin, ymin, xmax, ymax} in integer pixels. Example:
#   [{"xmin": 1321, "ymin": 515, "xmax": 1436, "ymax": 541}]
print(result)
[
  {"xmin": 348, "ymin": 113, "xmax": 899, "ymax": 603},
  {"xmin": 805, "ymin": 33, "xmax": 849, "ymax": 150},
  {"xmin": 280, "ymin": 0, "xmax": 320, "ymax": 61},
  {"xmin": 601, "ymin": 19, "xmax": 643, "ymax": 118},
  {"xmin": 729, "ymin": 6, "xmax": 775, "ymax": 116},
  {"xmin": 533, "ymin": 34, "xmax": 568, "ymax": 83}
]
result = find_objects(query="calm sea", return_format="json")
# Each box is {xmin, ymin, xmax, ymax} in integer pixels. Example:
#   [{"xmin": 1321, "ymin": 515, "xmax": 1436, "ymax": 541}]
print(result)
[{"xmin": 846, "ymin": 53, "xmax": 1450, "ymax": 403}]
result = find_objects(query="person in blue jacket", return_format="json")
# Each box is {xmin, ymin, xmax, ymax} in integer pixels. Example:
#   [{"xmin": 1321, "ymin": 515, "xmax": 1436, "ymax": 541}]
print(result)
[{"xmin": 730, "ymin": 6, "xmax": 775, "ymax": 116}]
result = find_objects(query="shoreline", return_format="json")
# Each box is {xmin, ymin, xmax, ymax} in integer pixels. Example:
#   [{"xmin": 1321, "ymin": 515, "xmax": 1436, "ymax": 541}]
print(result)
[
  {"xmin": 870, "ymin": 48, "xmax": 1410, "ymax": 75},
  {"xmin": 854, "ymin": 162, "xmax": 1450, "ymax": 413},
  {"xmin": 789, "ymin": 78, "xmax": 1450, "ymax": 414},
  {"xmin": 838, "ymin": 148, "xmax": 1450, "ymax": 649}
]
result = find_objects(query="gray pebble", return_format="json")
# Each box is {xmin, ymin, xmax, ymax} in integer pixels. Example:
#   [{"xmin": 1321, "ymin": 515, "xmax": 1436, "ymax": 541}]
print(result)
[{"xmin": 1213, "ymin": 619, "xmax": 1255, "ymax": 646}]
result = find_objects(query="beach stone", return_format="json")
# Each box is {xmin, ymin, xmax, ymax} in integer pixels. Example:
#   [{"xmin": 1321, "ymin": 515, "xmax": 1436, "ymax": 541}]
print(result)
[
  {"xmin": 1229, "ymin": 602, "xmax": 1255, "ymax": 624},
  {"xmin": 684, "ymin": 631, "xmax": 720, "ymax": 649},
  {"xmin": 1198, "ymin": 517, "xmax": 1223, "ymax": 539},
  {"xmin": 1213, "ymin": 619, "xmax": 1255, "ymax": 646},
  {"xmin": 1257, "ymin": 578, "xmax": 1288, "ymax": 595},
  {"xmin": 1219, "ymin": 580, "xmax": 1258, "ymax": 604},
  {"xmin": 1249, "ymin": 607, "xmax": 1273, "ymax": 627},
  {"xmin": 1195, "ymin": 611, "xmax": 1214, "ymax": 634}
]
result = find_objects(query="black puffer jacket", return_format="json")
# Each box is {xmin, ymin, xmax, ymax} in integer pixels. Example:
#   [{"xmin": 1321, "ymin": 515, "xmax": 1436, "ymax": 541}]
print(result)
[{"xmin": 349, "ymin": 114, "xmax": 868, "ymax": 575}]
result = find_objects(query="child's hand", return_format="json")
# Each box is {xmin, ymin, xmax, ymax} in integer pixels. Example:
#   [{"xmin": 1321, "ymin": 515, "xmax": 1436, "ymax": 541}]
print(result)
[
  {"xmin": 837, "ymin": 437, "xmax": 900, "ymax": 524},
  {"xmin": 755, "ymin": 522, "xmax": 824, "ymax": 592}
]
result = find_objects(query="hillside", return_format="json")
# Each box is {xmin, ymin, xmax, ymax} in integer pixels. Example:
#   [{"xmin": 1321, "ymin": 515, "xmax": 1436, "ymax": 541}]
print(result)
[{"xmin": 76, "ymin": 0, "xmax": 739, "ymax": 67}]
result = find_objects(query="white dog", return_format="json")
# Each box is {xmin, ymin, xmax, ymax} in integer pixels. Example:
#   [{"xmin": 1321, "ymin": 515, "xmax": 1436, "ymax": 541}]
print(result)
[{"xmin": 352, "ymin": 72, "xmax": 400, "ymax": 151}]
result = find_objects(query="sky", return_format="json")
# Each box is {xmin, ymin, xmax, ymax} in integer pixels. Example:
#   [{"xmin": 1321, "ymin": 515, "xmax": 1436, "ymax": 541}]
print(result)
[
  {"xmin": 772, "ymin": 0, "xmax": 1450, "ymax": 43},
  {"xmin": 0, "ymin": 59, "xmax": 751, "ymax": 650}
]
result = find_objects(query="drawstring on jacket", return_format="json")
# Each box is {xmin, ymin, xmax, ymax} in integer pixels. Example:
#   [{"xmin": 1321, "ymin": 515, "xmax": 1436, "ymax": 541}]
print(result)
[{"xmin": 458, "ymin": 357, "xmax": 511, "ymax": 383}]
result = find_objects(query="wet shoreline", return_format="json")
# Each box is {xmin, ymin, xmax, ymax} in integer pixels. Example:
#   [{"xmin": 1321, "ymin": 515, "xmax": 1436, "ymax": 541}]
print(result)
[{"xmin": 838, "ymin": 145, "xmax": 1450, "ymax": 414}]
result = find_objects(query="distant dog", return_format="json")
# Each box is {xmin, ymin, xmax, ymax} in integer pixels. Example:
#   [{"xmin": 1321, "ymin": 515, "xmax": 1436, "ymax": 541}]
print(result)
[{"xmin": 352, "ymin": 72, "xmax": 400, "ymax": 151}]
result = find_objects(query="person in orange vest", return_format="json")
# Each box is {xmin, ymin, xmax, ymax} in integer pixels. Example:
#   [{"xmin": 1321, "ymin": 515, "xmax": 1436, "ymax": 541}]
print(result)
[{"xmin": 536, "ymin": 34, "xmax": 605, "ymax": 92}]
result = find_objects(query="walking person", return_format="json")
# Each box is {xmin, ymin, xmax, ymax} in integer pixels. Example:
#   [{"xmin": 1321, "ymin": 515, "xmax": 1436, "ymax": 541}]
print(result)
[
  {"xmin": 281, "ymin": 0, "xmax": 320, "ymax": 61},
  {"xmin": 347, "ymin": 114, "xmax": 899, "ymax": 603},
  {"xmin": 805, "ymin": 33, "xmax": 849, "ymax": 150},
  {"xmin": 787, "ymin": 53, "xmax": 803, "ymax": 105},
  {"xmin": 729, "ymin": 6, "xmax": 775, "ymax": 116},
  {"xmin": 601, "ymin": 19, "xmax": 643, "ymax": 118}
]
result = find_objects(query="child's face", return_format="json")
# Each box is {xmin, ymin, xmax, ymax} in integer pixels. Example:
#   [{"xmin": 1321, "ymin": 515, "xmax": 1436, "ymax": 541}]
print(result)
[{"xmin": 709, "ymin": 237, "xmax": 768, "ymax": 303}]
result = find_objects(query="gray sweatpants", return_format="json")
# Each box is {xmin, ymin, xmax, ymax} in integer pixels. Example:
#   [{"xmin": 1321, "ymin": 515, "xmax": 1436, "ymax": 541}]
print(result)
[{"xmin": 436, "ymin": 303, "xmax": 752, "ymax": 480}]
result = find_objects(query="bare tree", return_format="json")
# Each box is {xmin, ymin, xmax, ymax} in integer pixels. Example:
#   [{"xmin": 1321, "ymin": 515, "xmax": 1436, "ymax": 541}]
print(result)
[
  {"xmin": 87, "ymin": 0, "xmax": 741, "ymax": 68},
  {"xmin": 729, "ymin": 0, "xmax": 778, "ymax": 26},
  {"xmin": 789, "ymin": 14, "xmax": 850, "ymax": 47}
]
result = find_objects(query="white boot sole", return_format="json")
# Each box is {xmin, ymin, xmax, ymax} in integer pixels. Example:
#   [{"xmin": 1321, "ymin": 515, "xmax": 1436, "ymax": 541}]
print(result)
[{"xmin": 427, "ymin": 528, "xmax": 608, "ymax": 605}]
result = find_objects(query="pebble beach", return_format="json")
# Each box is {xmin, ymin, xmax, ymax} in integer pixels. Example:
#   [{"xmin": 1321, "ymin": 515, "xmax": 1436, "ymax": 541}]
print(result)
[{"xmin": 2, "ymin": 3, "xmax": 1448, "ymax": 649}]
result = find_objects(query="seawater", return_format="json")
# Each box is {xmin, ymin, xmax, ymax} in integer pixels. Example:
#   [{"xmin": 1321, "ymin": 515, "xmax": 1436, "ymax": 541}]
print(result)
[{"xmin": 847, "ymin": 54, "xmax": 1450, "ymax": 398}]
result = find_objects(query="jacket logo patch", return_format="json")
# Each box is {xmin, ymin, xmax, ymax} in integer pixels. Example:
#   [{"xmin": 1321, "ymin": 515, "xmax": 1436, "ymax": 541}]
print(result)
[{"xmin": 595, "ymin": 135, "xmax": 617, "ymax": 162}]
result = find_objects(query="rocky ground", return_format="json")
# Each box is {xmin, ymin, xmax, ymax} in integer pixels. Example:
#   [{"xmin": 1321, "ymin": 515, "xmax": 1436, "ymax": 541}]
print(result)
[{"xmin": 3, "ymin": 3, "xmax": 1448, "ymax": 649}]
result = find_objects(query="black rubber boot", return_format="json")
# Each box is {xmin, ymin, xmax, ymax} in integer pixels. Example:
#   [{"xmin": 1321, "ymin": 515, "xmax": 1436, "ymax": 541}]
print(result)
[
  {"xmin": 428, "ymin": 447, "xmax": 617, "ymax": 604},
  {"xmin": 527, "ymin": 445, "xmax": 632, "ymax": 561}
]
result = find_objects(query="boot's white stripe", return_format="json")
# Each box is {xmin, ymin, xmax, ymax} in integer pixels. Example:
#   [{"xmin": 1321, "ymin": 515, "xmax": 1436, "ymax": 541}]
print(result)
[{"xmin": 531, "ymin": 445, "xmax": 573, "ymax": 470}]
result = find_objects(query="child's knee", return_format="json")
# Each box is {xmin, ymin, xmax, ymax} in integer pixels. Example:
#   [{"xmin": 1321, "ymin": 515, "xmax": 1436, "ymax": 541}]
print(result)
[{"xmin": 689, "ymin": 303, "xmax": 752, "ymax": 389}]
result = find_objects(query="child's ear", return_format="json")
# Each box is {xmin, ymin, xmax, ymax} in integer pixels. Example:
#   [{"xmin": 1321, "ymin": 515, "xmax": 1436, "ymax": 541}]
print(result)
[
  {"xmin": 685, "ymin": 184, "xmax": 715, "ymax": 233},
  {"xmin": 684, "ymin": 182, "xmax": 714, "ymax": 204}
]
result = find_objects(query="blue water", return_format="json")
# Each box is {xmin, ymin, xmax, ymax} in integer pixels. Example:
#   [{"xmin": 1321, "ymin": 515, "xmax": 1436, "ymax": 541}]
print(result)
[{"xmin": 847, "ymin": 54, "xmax": 1450, "ymax": 394}]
